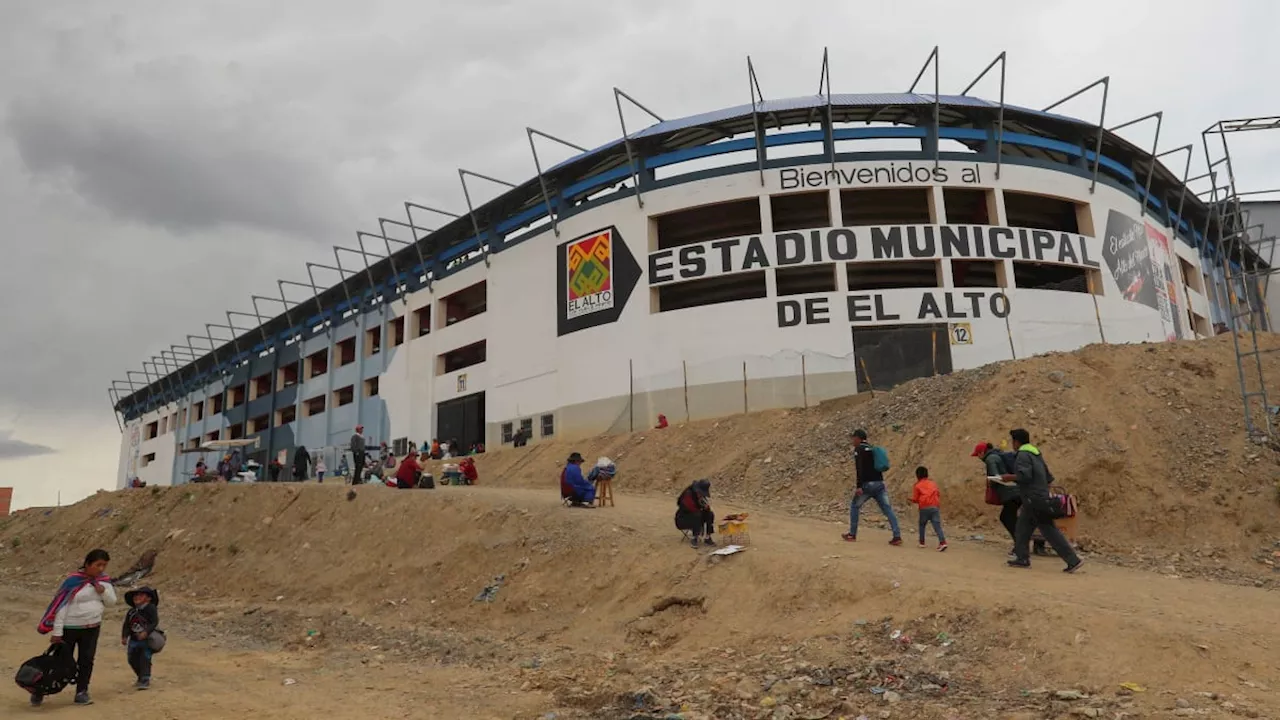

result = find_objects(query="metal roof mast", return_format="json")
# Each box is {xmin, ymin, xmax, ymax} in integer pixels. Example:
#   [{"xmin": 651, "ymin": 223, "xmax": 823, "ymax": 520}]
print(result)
[{"xmin": 1201, "ymin": 116, "xmax": 1280, "ymax": 445}]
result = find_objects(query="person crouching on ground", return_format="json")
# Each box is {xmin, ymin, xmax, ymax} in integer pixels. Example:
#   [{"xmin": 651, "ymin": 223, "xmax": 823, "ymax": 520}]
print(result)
[
  {"xmin": 560, "ymin": 452, "xmax": 596, "ymax": 506},
  {"xmin": 910, "ymin": 466, "xmax": 947, "ymax": 551},
  {"xmin": 34, "ymin": 548, "xmax": 116, "ymax": 706},
  {"xmin": 842, "ymin": 428, "xmax": 903, "ymax": 546},
  {"xmin": 395, "ymin": 449, "xmax": 422, "ymax": 489},
  {"xmin": 675, "ymin": 479, "xmax": 715, "ymax": 548},
  {"xmin": 122, "ymin": 587, "xmax": 161, "ymax": 690},
  {"xmin": 1007, "ymin": 428, "xmax": 1083, "ymax": 573}
]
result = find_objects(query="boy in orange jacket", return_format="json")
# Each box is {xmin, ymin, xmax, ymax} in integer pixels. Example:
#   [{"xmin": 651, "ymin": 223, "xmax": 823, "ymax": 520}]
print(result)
[{"xmin": 910, "ymin": 466, "xmax": 947, "ymax": 551}]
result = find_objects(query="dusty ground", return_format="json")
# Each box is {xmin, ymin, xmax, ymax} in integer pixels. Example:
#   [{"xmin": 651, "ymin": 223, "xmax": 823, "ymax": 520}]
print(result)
[
  {"xmin": 2, "ymin": 485, "xmax": 1279, "ymax": 719},
  {"xmin": 3, "ymin": 335, "xmax": 1280, "ymax": 718}
]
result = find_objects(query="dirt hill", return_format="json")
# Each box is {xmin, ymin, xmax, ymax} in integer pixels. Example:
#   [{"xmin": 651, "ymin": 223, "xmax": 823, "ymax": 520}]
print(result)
[
  {"xmin": 436, "ymin": 333, "xmax": 1280, "ymax": 586},
  {"xmin": 2, "ymin": 335, "xmax": 1280, "ymax": 719}
]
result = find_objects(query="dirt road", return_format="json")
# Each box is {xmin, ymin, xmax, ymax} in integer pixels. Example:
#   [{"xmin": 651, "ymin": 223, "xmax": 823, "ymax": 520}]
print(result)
[{"xmin": 2, "ymin": 484, "xmax": 1278, "ymax": 718}]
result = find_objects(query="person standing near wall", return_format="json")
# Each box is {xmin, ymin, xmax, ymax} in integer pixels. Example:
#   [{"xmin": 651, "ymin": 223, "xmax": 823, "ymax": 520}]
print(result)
[
  {"xmin": 350, "ymin": 425, "xmax": 366, "ymax": 485},
  {"xmin": 1006, "ymin": 428, "xmax": 1084, "ymax": 573}
]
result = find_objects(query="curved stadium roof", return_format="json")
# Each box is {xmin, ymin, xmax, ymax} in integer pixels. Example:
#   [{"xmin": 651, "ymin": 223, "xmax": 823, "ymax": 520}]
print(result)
[{"xmin": 113, "ymin": 90, "xmax": 1250, "ymax": 419}]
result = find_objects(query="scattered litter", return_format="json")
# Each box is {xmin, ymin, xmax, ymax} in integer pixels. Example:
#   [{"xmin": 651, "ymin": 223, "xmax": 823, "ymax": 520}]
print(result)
[
  {"xmin": 283, "ymin": 678, "xmax": 297, "ymax": 686},
  {"xmin": 709, "ymin": 544, "xmax": 746, "ymax": 556},
  {"xmin": 474, "ymin": 574, "xmax": 506, "ymax": 603},
  {"xmin": 969, "ymin": 534, "xmax": 985, "ymax": 542},
  {"xmin": 1119, "ymin": 682, "xmax": 1146, "ymax": 693},
  {"xmin": 274, "ymin": 595, "xmax": 285, "ymax": 602}
]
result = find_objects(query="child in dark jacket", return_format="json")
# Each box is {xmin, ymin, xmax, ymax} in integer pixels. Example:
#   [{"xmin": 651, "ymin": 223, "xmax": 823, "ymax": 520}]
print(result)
[
  {"xmin": 121, "ymin": 587, "xmax": 161, "ymax": 690},
  {"xmin": 909, "ymin": 466, "xmax": 947, "ymax": 551}
]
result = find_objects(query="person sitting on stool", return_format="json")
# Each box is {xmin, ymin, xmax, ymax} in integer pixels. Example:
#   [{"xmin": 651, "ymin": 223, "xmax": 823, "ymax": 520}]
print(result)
[{"xmin": 675, "ymin": 479, "xmax": 715, "ymax": 548}]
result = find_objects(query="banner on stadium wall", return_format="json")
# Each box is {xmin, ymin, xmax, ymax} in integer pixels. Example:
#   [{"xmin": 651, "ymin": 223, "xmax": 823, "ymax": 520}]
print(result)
[
  {"xmin": 647, "ymin": 224, "xmax": 1101, "ymax": 287},
  {"xmin": 556, "ymin": 226, "xmax": 643, "ymax": 337},
  {"xmin": 1102, "ymin": 210, "xmax": 1185, "ymax": 340}
]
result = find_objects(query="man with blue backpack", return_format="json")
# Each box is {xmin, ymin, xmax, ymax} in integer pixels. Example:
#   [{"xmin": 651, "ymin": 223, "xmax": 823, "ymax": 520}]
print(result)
[{"xmin": 842, "ymin": 428, "xmax": 903, "ymax": 546}]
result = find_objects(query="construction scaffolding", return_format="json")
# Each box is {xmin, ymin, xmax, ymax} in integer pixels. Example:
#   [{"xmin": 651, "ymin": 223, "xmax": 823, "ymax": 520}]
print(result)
[{"xmin": 1200, "ymin": 115, "xmax": 1280, "ymax": 444}]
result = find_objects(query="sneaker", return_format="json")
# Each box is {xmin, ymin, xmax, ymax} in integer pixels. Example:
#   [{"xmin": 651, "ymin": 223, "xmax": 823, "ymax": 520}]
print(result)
[
  {"xmin": 74, "ymin": 692, "xmax": 93, "ymax": 705},
  {"xmin": 690, "ymin": 537, "xmax": 699, "ymax": 548},
  {"xmin": 889, "ymin": 537, "xmax": 903, "ymax": 546},
  {"xmin": 1063, "ymin": 559, "xmax": 1085, "ymax": 574},
  {"xmin": 840, "ymin": 533, "xmax": 857, "ymax": 542},
  {"xmin": 1006, "ymin": 559, "xmax": 1031, "ymax": 569},
  {"xmin": 938, "ymin": 541, "xmax": 948, "ymax": 552},
  {"xmin": 918, "ymin": 541, "xmax": 927, "ymax": 549},
  {"xmin": 30, "ymin": 693, "xmax": 43, "ymax": 707},
  {"xmin": 702, "ymin": 537, "xmax": 716, "ymax": 547},
  {"xmin": 137, "ymin": 677, "xmax": 151, "ymax": 690}
]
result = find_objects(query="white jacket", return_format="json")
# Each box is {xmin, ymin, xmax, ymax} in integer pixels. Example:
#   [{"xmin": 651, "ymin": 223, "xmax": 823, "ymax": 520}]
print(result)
[{"xmin": 53, "ymin": 581, "xmax": 117, "ymax": 636}]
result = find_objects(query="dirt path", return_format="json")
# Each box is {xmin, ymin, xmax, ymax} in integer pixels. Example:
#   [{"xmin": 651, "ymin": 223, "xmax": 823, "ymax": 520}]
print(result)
[{"xmin": 3, "ymin": 484, "xmax": 1278, "ymax": 718}]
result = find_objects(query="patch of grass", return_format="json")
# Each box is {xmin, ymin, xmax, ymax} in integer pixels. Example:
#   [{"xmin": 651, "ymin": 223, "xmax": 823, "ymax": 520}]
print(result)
[
  {"xmin": 10, "ymin": 537, "xmax": 20, "ymax": 549},
  {"xmin": 116, "ymin": 522, "xmax": 130, "ymax": 535},
  {"xmin": 150, "ymin": 486, "xmax": 161, "ymax": 496},
  {"xmin": 228, "ymin": 543, "xmax": 240, "ymax": 555}
]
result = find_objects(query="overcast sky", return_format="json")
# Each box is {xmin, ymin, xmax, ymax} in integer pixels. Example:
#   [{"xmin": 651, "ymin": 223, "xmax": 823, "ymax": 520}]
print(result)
[{"xmin": 1, "ymin": 1, "xmax": 1277, "ymax": 510}]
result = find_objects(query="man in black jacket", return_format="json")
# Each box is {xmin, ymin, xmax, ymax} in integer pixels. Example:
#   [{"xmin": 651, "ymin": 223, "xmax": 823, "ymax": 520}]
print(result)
[{"xmin": 1006, "ymin": 429, "xmax": 1083, "ymax": 573}]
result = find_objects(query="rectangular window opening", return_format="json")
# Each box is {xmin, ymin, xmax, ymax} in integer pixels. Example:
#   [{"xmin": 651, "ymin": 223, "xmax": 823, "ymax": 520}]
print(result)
[
  {"xmin": 337, "ymin": 338, "xmax": 356, "ymax": 366},
  {"xmin": 304, "ymin": 395, "xmax": 326, "ymax": 417},
  {"xmin": 943, "ymin": 188, "xmax": 992, "ymax": 225},
  {"xmin": 186, "ymin": 438, "xmax": 200, "ymax": 450},
  {"xmin": 204, "ymin": 430, "xmax": 220, "ymax": 443},
  {"xmin": 275, "ymin": 405, "xmax": 297, "ymax": 426},
  {"xmin": 250, "ymin": 373, "xmax": 272, "ymax": 400},
  {"xmin": 501, "ymin": 422, "xmax": 513, "ymax": 444},
  {"xmin": 1179, "ymin": 257, "xmax": 1203, "ymax": 294},
  {"xmin": 209, "ymin": 394, "xmax": 224, "ymax": 415},
  {"xmin": 657, "ymin": 271, "xmax": 768, "ymax": 312},
  {"xmin": 392, "ymin": 437, "xmax": 409, "ymax": 456},
  {"xmin": 441, "ymin": 281, "xmax": 487, "ymax": 327},
  {"xmin": 413, "ymin": 305, "xmax": 432, "ymax": 337},
  {"xmin": 439, "ymin": 340, "xmax": 487, "ymax": 375},
  {"xmin": 364, "ymin": 376, "xmax": 379, "ymax": 397},
  {"xmin": 519, "ymin": 417, "xmax": 533, "ymax": 438},
  {"xmin": 305, "ymin": 350, "xmax": 328, "ymax": 378},
  {"xmin": 952, "ymin": 259, "xmax": 1003, "ymax": 288},
  {"xmin": 847, "ymin": 260, "xmax": 940, "ymax": 291},
  {"xmin": 1012, "ymin": 261, "xmax": 1098, "ymax": 294},
  {"xmin": 776, "ymin": 264, "xmax": 837, "ymax": 296},
  {"xmin": 540, "ymin": 413, "xmax": 555, "ymax": 438},
  {"xmin": 228, "ymin": 385, "xmax": 246, "ymax": 409},
  {"xmin": 656, "ymin": 198, "xmax": 762, "ymax": 251},
  {"xmin": 840, "ymin": 188, "xmax": 933, "ymax": 226},
  {"xmin": 365, "ymin": 326, "xmax": 382, "ymax": 356},
  {"xmin": 192, "ymin": 403, "xmax": 204, "ymax": 422},
  {"xmin": 141, "ymin": 452, "xmax": 156, "ymax": 467},
  {"xmin": 144, "ymin": 421, "xmax": 159, "ymax": 440},
  {"xmin": 334, "ymin": 385, "xmax": 355, "ymax": 408},
  {"xmin": 248, "ymin": 414, "xmax": 269, "ymax": 434},
  {"xmin": 389, "ymin": 316, "xmax": 406, "ymax": 347},
  {"xmin": 1003, "ymin": 191, "xmax": 1082, "ymax": 234},
  {"xmin": 770, "ymin": 191, "xmax": 831, "ymax": 232},
  {"xmin": 228, "ymin": 423, "xmax": 245, "ymax": 440},
  {"xmin": 278, "ymin": 362, "xmax": 299, "ymax": 389}
]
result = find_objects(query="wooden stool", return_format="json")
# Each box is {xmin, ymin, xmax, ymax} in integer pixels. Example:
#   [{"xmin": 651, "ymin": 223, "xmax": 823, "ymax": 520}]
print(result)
[{"xmin": 594, "ymin": 478, "xmax": 615, "ymax": 507}]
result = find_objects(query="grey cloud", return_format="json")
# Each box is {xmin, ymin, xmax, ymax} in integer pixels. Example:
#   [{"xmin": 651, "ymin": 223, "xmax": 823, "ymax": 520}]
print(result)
[
  {"xmin": 6, "ymin": 95, "xmax": 347, "ymax": 237},
  {"xmin": 0, "ymin": 429, "xmax": 56, "ymax": 460}
]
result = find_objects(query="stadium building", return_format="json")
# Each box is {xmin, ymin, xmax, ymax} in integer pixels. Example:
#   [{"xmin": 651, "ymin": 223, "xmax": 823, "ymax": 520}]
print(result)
[{"xmin": 111, "ymin": 53, "xmax": 1279, "ymax": 487}]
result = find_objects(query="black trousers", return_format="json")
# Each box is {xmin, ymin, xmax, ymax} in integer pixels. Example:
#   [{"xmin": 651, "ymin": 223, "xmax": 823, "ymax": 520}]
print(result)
[
  {"xmin": 352, "ymin": 451, "xmax": 366, "ymax": 484},
  {"xmin": 676, "ymin": 509, "xmax": 715, "ymax": 537},
  {"xmin": 1000, "ymin": 498, "xmax": 1046, "ymax": 552},
  {"xmin": 1013, "ymin": 502, "xmax": 1079, "ymax": 566},
  {"xmin": 60, "ymin": 626, "xmax": 100, "ymax": 693},
  {"xmin": 127, "ymin": 640, "xmax": 153, "ymax": 680}
]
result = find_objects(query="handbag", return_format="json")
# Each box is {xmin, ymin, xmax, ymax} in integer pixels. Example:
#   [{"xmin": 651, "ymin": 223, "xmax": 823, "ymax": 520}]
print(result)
[
  {"xmin": 146, "ymin": 630, "xmax": 166, "ymax": 654},
  {"xmin": 984, "ymin": 481, "xmax": 1002, "ymax": 506},
  {"xmin": 14, "ymin": 646, "xmax": 78, "ymax": 695}
]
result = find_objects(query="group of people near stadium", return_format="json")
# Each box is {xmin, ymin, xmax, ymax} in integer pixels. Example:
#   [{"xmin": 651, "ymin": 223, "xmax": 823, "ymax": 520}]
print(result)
[{"xmin": 558, "ymin": 424, "xmax": 1082, "ymax": 571}]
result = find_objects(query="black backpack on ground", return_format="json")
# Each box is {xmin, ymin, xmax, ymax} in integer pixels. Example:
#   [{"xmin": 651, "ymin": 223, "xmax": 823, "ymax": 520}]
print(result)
[{"xmin": 14, "ymin": 646, "xmax": 77, "ymax": 696}]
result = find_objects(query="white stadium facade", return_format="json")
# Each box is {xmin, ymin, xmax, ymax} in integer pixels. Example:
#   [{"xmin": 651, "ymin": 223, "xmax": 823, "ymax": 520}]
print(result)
[{"xmin": 111, "ymin": 55, "xmax": 1279, "ymax": 487}]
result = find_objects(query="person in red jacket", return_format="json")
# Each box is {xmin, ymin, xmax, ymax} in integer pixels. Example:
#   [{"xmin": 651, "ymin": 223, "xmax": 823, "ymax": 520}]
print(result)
[{"xmin": 910, "ymin": 466, "xmax": 947, "ymax": 551}]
